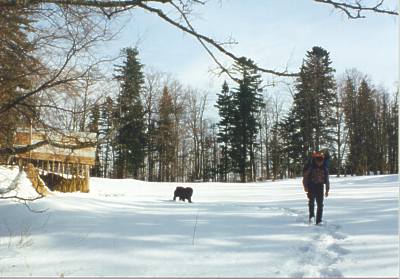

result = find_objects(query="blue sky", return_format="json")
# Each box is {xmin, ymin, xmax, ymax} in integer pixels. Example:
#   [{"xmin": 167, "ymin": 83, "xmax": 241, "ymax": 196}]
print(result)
[{"xmin": 102, "ymin": 0, "xmax": 398, "ymax": 114}]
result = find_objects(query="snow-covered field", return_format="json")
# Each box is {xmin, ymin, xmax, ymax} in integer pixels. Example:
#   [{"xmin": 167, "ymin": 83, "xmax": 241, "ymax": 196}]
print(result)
[{"xmin": 0, "ymin": 165, "xmax": 398, "ymax": 277}]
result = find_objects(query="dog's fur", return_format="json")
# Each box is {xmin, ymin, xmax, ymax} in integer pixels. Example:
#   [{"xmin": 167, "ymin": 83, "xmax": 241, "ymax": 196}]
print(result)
[{"xmin": 173, "ymin": 186, "xmax": 193, "ymax": 203}]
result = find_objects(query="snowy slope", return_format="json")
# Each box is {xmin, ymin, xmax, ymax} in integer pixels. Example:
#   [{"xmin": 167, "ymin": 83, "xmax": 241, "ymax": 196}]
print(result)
[{"xmin": 0, "ymin": 166, "xmax": 398, "ymax": 277}]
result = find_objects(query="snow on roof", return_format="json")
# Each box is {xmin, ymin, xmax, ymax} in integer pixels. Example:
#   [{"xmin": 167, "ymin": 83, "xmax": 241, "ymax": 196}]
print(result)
[{"xmin": 14, "ymin": 128, "xmax": 96, "ymax": 165}]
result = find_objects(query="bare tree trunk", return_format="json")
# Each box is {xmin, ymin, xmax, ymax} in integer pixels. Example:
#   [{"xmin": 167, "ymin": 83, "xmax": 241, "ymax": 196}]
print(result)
[{"xmin": 336, "ymin": 94, "xmax": 341, "ymax": 177}]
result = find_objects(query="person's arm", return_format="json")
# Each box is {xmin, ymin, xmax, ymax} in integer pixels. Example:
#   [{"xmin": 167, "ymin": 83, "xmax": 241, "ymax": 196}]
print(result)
[
  {"xmin": 325, "ymin": 168, "xmax": 330, "ymax": 197},
  {"xmin": 302, "ymin": 169, "xmax": 310, "ymax": 192}
]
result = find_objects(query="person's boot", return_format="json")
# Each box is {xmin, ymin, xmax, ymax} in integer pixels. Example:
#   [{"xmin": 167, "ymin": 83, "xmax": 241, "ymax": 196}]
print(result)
[{"xmin": 316, "ymin": 208, "xmax": 323, "ymax": 225}]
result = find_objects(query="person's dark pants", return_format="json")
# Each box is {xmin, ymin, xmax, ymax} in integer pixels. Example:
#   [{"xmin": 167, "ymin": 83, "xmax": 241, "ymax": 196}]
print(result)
[{"xmin": 307, "ymin": 183, "xmax": 324, "ymax": 224}]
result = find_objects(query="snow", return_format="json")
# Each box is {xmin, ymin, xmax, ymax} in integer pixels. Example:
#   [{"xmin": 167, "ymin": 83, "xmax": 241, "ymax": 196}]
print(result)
[{"xmin": 0, "ymin": 165, "xmax": 398, "ymax": 277}]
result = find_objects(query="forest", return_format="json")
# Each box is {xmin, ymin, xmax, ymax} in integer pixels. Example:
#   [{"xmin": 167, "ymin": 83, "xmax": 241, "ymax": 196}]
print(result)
[
  {"xmin": 87, "ymin": 47, "xmax": 398, "ymax": 182},
  {"xmin": 0, "ymin": 1, "xmax": 398, "ymax": 183}
]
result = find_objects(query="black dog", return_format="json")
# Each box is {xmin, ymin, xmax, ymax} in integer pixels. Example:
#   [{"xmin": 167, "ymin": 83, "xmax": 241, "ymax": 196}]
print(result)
[{"xmin": 173, "ymin": 186, "xmax": 193, "ymax": 203}]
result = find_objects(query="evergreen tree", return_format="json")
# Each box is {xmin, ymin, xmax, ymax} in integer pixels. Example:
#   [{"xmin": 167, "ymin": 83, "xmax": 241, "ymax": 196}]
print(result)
[
  {"xmin": 280, "ymin": 113, "xmax": 303, "ymax": 177},
  {"xmin": 230, "ymin": 57, "xmax": 264, "ymax": 182},
  {"xmin": 341, "ymin": 71, "xmax": 398, "ymax": 176},
  {"xmin": 341, "ymin": 75, "xmax": 358, "ymax": 175},
  {"xmin": 114, "ymin": 47, "xmax": 146, "ymax": 179},
  {"xmin": 290, "ymin": 46, "xmax": 337, "ymax": 165},
  {"xmin": 157, "ymin": 86, "xmax": 175, "ymax": 181},
  {"xmin": 215, "ymin": 81, "xmax": 232, "ymax": 182},
  {"xmin": 356, "ymin": 79, "xmax": 376, "ymax": 175},
  {"xmin": 0, "ymin": 7, "xmax": 39, "ymax": 149}
]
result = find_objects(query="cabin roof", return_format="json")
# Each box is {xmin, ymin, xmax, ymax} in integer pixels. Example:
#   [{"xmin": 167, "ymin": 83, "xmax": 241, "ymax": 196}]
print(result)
[{"xmin": 14, "ymin": 128, "xmax": 97, "ymax": 166}]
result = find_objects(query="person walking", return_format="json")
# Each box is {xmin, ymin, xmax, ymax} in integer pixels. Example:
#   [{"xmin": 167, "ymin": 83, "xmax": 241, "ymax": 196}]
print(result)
[{"xmin": 302, "ymin": 151, "xmax": 330, "ymax": 225}]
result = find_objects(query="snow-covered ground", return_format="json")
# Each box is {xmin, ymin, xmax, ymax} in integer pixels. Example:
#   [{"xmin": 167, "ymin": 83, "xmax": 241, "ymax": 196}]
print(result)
[{"xmin": 0, "ymin": 165, "xmax": 398, "ymax": 277}]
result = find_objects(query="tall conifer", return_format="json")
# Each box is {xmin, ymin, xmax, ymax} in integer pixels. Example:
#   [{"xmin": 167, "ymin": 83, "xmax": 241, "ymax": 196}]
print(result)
[
  {"xmin": 230, "ymin": 57, "xmax": 264, "ymax": 182},
  {"xmin": 114, "ymin": 47, "xmax": 146, "ymax": 179},
  {"xmin": 157, "ymin": 86, "xmax": 175, "ymax": 181},
  {"xmin": 0, "ymin": 8, "xmax": 39, "ymax": 148},
  {"xmin": 290, "ymin": 46, "xmax": 336, "ymax": 163},
  {"xmin": 215, "ymin": 81, "xmax": 232, "ymax": 182},
  {"xmin": 356, "ymin": 79, "xmax": 376, "ymax": 175}
]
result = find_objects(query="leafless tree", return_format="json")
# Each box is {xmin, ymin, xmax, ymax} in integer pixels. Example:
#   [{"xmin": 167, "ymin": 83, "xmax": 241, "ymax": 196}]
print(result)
[
  {"xmin": 0, "ymin": 5, "xmax": 119, "ymax": 158},
  {"xmin": 186, "ymin": 89, "xmax": 207, "ymax": 181},
  {"xmin": 168, "ymin": 80, "xmax": 186, "ymax": 181},
  {"xmin": 142, "ymin": 69, "xmax": 165, "ymax": 181}
]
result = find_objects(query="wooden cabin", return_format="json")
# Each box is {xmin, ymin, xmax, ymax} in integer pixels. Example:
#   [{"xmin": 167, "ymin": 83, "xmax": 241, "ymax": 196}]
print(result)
[{"xmin": 14, "ymin": 128, "xmax": 96, "ymax": 193}]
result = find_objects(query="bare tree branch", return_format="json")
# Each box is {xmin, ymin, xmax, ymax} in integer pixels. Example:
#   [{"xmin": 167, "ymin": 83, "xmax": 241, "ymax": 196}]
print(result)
[
  {"xmin": 0, "ymin": 0, "xmax": 171, "ymax": 7},
  {"xmin": 0, "ymin": 193, "xmax": 44, "ymax": 202},
  {"xmin": 0, "ymin": 6, "xmax": 117, "ymax": 115},
  {"xmin": 314, "ymin": 0, "xmax": 398, "ymax": 19},
  {"xmin": 0, "ymin": 0, "xmax": 300, "ymax": 79},
  {"xmin": 0, "ymin": 194, "xmax": 48, "ymax": 213},
  {"xmin": 1, "ymin": 0, "xmax": 396, "ymax": 86},
  {"xmin": 169, "ymin": 1, "xmax": 239, "ymax": 81},
  {"xmin": 0, "ymin": 166, "xmax": 47, "ymax": 212},
  {"xmin": 139, "ymin": 1, "xmax": 298, "ymax": 78}
]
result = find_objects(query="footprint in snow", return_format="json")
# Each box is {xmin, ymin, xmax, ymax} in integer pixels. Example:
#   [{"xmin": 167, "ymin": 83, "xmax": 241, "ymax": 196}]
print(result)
[
  {"xmin": 289, "ymin": 222, "xmax": 348, "ymax": 278},
  {"xmin": 269, "ymin": 207, "xmax": 349, "ymax": 278}
]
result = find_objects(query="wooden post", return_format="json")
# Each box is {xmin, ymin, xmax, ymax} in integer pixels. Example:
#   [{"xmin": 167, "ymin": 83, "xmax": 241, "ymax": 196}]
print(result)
[
  {"xmin": 73, "ymin": 163, "xmax": 78, "ymax": 192},
  {"xmin": 80, "ymin": 164, "xmax": 85, "ymax": 192},
  {"xmin": 82, "ymin": 165, "xmax": 90, "ymax": 193}
]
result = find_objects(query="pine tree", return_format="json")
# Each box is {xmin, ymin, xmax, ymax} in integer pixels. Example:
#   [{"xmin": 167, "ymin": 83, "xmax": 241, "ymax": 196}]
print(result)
[
  {"xmin": 157, "ymin": 86, "xmax": 175, "ymax": 181},
  {"xmin": 340, "ymin": 71, "xmax": 397, "ymax": 176},
  {"xmin": 0, "ymin": 7, "xmax": 39, "ymax": 149},
  {"xmin": 215, "ymin": 81, "xmax": 232, "ymax": 182},
  {"xmin": 290, "ymin": 46, "xmax": 337, "ymax": 164},
  {"xmin": 280, "ymin": 113, "xmax": 303, "ymax": 177},
  {"xmin": 114, "ymin": 47, "xmax": 146, "ymax": 179},
  {"xmin": 230, "ymin": 57, "xmax": 264, "ymax": 183},
  {"xmin": 356, "ymin": 79, "xmax": 376, "ymax": 175},
  {"xmin": 341, "ymin": 75, "xmax": 358, "ymax": 175}
]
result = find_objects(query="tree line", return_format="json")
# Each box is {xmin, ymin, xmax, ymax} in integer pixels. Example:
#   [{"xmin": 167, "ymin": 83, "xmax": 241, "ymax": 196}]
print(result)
[
  {"xmin": 87, "ymin": 46, "xmax": 398, "ymax": 182},
  {"xmin": 0, "ymin": 6, "xmax": 397, "ymax": 182}
]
